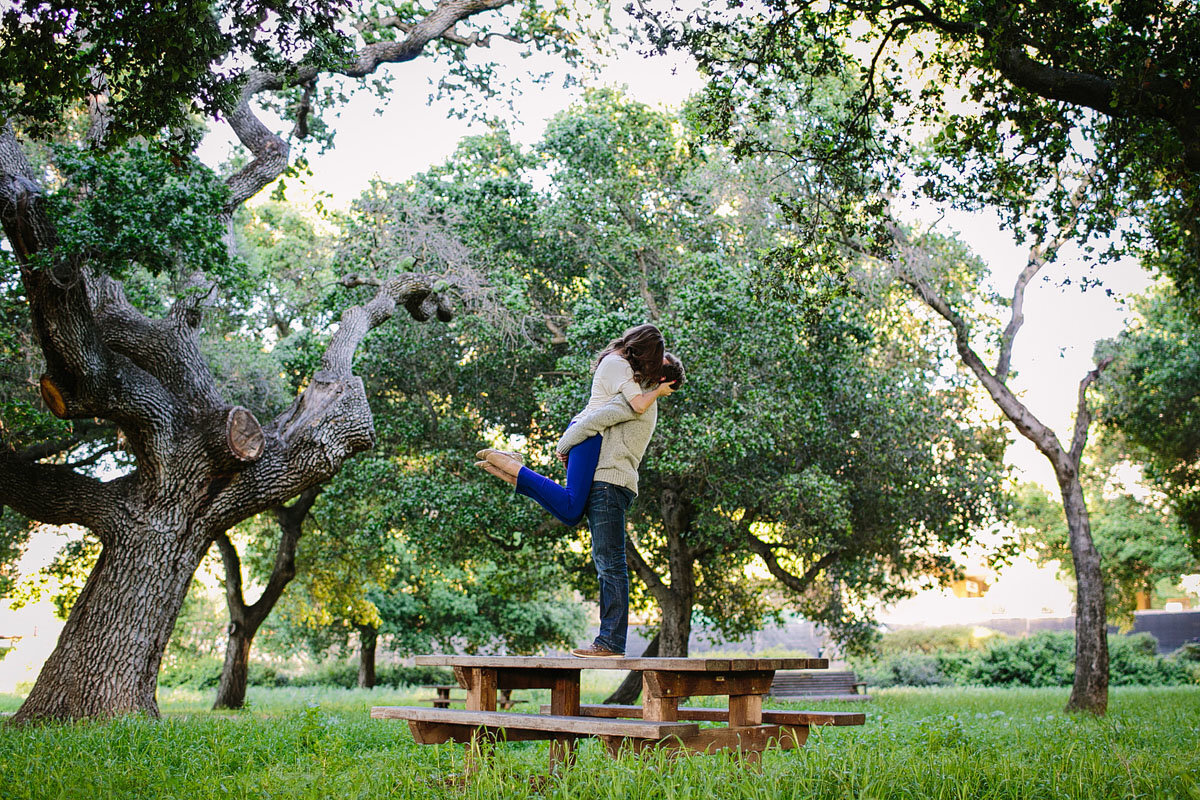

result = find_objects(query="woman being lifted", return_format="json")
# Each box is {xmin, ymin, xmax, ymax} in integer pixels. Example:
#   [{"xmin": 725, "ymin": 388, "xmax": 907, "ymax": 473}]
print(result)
[{"xmin": 475, "ymin": 323, "xmax": 677, "ymax": 526}]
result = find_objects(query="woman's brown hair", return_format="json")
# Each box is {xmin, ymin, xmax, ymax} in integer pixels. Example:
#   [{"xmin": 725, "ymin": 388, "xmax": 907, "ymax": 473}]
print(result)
[{"xmin": 595, "ymin": 323, "xmax": 665, "ymax": 386}]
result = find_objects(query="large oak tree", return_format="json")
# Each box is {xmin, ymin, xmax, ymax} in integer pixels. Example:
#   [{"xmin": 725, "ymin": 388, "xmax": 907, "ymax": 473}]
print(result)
[{"xmin": 0, "ymin": 0, "xmax": 594, "ymax": 722}]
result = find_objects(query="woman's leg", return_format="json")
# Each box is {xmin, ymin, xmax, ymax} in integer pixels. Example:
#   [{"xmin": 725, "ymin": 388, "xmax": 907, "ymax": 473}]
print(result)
[{"xmin": 513, "ymin": 434, "xmax": 602, "ymax": 526}]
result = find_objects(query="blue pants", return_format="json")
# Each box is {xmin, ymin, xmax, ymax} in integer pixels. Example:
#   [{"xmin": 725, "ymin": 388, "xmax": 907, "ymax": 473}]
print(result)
[
  {"xmin": 586, "ymin": 481, "xmax": 634, "ymax": 654},
  {"xmin": 514, "ymin": 432, "xmax": 602, "ymax": 527}
]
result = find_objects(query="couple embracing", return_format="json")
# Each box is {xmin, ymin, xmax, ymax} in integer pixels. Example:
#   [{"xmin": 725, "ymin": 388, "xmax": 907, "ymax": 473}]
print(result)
[{"xmin": 475, "ymin": 324, "xmax": 685, "ymax": 658}]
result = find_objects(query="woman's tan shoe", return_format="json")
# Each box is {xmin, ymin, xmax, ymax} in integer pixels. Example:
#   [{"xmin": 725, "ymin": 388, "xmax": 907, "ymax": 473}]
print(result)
[
  {"xmin": 483, "ymin": 450, "xmax": 524, "ymax": 477},
  {"xmin": 475, "ymin": 448, "xmax": 524, "ymax": 464}
]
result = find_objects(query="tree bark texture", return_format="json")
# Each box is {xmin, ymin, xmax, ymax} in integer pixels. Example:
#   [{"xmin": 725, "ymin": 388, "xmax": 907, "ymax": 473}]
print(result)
[
  {"xmin": 11, "ymin": 529, "xmax": 206, "ymax": 722},
  {"xmin": 215, "ymin": 624, "xmax": 255, "ymax": 710},
  {"xmin": 1059, "ymin": 470, "xmax": 1109, "ymax": 713},
  {"xmin": 357, "ymin": 625, "xmax": 378, "ymax": 689},
  {"xmin": 0, "ymin": 0, "xmax": 548, "ymax": 723}
]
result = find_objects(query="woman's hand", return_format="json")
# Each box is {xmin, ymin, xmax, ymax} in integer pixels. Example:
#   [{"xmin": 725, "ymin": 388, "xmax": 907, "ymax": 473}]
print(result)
[{"xmin": 656, "ymin": 380, "xmax": 676, "ymax": 397}]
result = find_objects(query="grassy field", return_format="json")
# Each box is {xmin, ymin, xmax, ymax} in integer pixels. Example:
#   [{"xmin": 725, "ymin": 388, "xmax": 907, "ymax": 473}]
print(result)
[{"xmin": 1, "ymin": 683, "xmax": 1197, "ymax": 800}]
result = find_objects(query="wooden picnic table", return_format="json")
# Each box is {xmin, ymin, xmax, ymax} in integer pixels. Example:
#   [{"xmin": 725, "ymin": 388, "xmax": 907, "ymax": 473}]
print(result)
[{"xmin": 372, "ymin": 655, "xmax": 864, "ymax": 773}]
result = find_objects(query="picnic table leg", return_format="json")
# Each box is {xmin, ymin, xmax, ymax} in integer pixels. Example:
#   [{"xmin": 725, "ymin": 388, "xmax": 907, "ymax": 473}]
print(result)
[
  {"xmin": 641, "ymin": 672, "xmax": 679, "ymax": 721},
  {"xmin": 728, "ymin": 694, "xmax": 763, "ymax": 727},
  {"xmin": 435, "ymin": 687, "xmax": 451, "ymax": 709},
  {"xmin": 460, "ymin": 668, "xmax": 498, "ymax": 776},
  {"xmin": 729, "ymin": 693, "xmax": 765, "ymax": 768},
  {"xmin": 549, "ymin": 673, "xmax": 580, "ymax": 770}
]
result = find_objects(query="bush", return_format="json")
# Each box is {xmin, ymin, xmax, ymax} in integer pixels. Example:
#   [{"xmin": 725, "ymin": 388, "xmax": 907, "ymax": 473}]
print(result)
[
  {"xmin": 963, "ymin": 631, "xmax": 1192, "ymax": 688},
  {"xmin": 160, "ymin": 657, "xmax": 454, "ymax": 690},
  {"xmin": 1169, "ymin": 641, "xmax": 1200, "ymax": 684},
  {"xmin": 1109, "ymin": 633, "xmax": 1192, "ymax": 686},
  {"xmin": 856, "ymin": 652, "xmax": 951, "ymax": 688},
  {"xmin": 159, "ymin": 656, "xmax": 222, "ymax": 689},
  {"xmin": 285, "ymin": 661, "xmax": 453, "ymax": 689},
  {"xmin": 964, "ymin": 632, "xmax": 1077, "ymax": 687}
]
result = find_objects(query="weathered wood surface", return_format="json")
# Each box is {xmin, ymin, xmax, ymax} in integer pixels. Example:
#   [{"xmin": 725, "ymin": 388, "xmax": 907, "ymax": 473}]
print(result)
[
  {"xmin": 371, "ymin": 706, "xmax": 700, "ymax": 739},
  {"xmin": 601, "ymin": 724, "xmax": 808, "ymax": 756},
  {"xmin": 770, "ymin": 670, "xmax": 871, "ymax": 700},
  {"xmin": 554, "ymin": 704, "xmax": 866, "ymax": 727},
  {"xmin": 643, "ymin": 669, "xmax": 776, "ymax": 699},
  {"xmin": 454, "ymin": 665, "xmax": 581, "ymax": 691},
  {"xmin": 416, "ymin": 655, "xmax": 827, "ymax": 671}
]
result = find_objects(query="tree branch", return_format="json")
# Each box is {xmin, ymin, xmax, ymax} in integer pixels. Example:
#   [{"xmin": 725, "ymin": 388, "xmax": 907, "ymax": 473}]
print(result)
[
  {"xmin": 1070, "ymin": 356, "xmax": 1114, "ymax": 463},
  {"xmin": 198, "ymin": 270, "xmax": 450, "ymax": 533},
  {"xmin": 225, "ymin": 0, "xmax": 518, "ymax": 208},
  {"xmin": 996, "ymin": 165, "xmax": 1097, "ymax": 382},
  {"xmin": 0, "ymin": 125, "xmax": 184, "ymax": 480},
  {"xmin": 887, "ymin": 221, "xmax": 1070, "ymax": 470},
  {"xmin": 745, "ymin": 532, "xmax": 842, "ymax": 595},
  {"xmin": 251, "ymin": 486, "xmax": 319, "ymax": 618},
  {"xmin": 0, "ymin": 447, "xmax": 117, "ymax": 536},
  {"xmin": 214, "ymin": 530, "xmax": 247, "ymax": 618},
  {"xmin": 625, "ymin": 533, "xmax": 671, "ymax": 603}
]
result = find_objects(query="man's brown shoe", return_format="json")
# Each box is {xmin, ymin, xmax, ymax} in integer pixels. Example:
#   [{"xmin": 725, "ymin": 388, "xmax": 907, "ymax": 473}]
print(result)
[{"xmin": 570, "ymin": 644, "xmax": 625, "ymax": 658}]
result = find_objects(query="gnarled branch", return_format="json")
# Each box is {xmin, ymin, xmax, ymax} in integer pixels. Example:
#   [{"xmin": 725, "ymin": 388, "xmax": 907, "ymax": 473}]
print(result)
[{"xmin": 225, "ymin": 0, "xmax": 518, "ymax": 209}]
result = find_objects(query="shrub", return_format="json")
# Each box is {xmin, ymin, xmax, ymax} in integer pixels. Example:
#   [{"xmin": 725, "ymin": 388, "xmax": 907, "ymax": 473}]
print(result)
[
  {"xmin": 856, "ymin": 652, "xmax": 951, "ymax": 688},
  {"xmin": 964, "ymin": 631, "xmax": 1076, "ymax": 687},
  {"xmin": 285, "ymin": 661, "xmax": 453, "ymax": 688},
  {"xmin": 1109, "ymin": 633, "xmax": 1192, "ymax": 686},
  {"xmin": 963, "ymin": 631, "xmax": 1192, "ymax": 687}
]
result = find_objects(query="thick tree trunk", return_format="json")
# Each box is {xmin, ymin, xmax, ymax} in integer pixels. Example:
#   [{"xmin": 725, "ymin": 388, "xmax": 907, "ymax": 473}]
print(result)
[
  {"xmin": 1058, "ymin": 472, "xmax": 1109, "ymax": 714},
  {"xmin": 357, "ymin": 625, "xmax": 378, "ymax": 689},
  {"xmin": 11, "ymin": 527, "xmax": 206, "ymax": 722},
  {"xmin": 214, "ymin": 621, "xmax": 256, "ymax": 710},
  {"xmin": 658, "ymin": 597, "xmax": 692, "ymax": 657}
]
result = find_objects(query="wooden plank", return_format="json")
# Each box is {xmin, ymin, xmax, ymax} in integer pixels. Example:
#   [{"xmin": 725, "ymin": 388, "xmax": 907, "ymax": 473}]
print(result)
[
  {"xmin": 672, "ymin": 724, "xmax": 808, "ymax": 755},
  {"xmin": 408, "ymin": 720, "xmax": 581, "ymax": 745},
  {"xmin": 414, "ymin": 655, "xmax": 827, "ymax": 671},
  {"xmin": 600, "ymin": 725, "xmax": 809, "ymax": 757},
  {"xmin": 769, "ymin": 693, "xmax": 872, "ymax": 702},
  {"xmin": 371, "ymin": 706, "xmax": 699, "ymax": 739},
  {"xmin": 542, "ymin": 704, "xmax": 865, "ymax": 726},
  {"xmin": 728, "ymin": 694, "xmax": 763, "ymax": 727},
  {"xmin": 496, "ymin": 668, "xmax": 579, "ymax": 690},
  {"xmin": 643, "ymin": 670, "xmax": 775, "ymax": 698},
  {"xmin": 550, "ymin": 673, "xmax": 581, "ymax": 768},
  {"xmin": 464, "ymin": 668, "xmax": 497, "ymax": 712}
]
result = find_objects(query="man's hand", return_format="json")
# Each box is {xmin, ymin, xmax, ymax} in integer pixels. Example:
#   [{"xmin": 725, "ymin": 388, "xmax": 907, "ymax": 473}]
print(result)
[{"xmin": 558, "ymin": 451, "xmax": 569, "ymax": 465}]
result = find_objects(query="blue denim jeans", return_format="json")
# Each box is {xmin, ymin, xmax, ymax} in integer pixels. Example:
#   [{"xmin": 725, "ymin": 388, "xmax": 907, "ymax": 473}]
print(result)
[
  {"xmin": 586, "ymin": 480, "xmax": 634, "ymax": 654},
  {"xmin": 513, "ymin": 430, "xmax": 601, "ymax": 527}
]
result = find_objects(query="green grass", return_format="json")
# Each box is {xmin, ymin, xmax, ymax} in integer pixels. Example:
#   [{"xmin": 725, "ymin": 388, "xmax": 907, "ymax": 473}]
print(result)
[{"xmin": 1, "ymin": 685, "xmax": 1198, "ymax": 799}]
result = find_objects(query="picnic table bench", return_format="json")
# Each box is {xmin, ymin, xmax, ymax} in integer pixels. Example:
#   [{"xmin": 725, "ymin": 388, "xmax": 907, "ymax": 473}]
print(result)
[
  {"xmin": 768, "ymin": 670, "xmax": 871, "ymax": 701},
  {"xmin": 372, "ymin": 655, "xmax": 865, "ymax": 775}
]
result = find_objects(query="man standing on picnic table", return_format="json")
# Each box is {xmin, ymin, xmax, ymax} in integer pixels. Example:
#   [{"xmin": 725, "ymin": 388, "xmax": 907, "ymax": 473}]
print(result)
[{"xmin": 550, "ymin": 354, "xmax": 686, "ymax": 658}]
